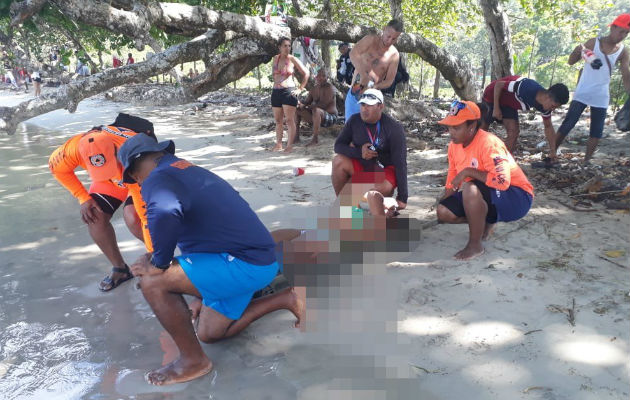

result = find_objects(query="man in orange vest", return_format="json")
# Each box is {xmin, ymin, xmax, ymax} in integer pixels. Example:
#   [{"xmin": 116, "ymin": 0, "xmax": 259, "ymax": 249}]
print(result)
[{"xmin": 49, "ymin": 114, "xmax": 154, "ymax": 291}]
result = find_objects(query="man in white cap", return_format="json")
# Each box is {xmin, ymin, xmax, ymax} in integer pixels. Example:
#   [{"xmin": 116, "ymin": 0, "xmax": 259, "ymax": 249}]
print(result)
[{"xmin": 332, "ymin": 89, "xmax": 408, "ymax": 217}]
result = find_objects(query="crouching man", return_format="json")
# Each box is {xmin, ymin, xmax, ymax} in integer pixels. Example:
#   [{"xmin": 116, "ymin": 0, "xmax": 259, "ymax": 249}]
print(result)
[
  {"xmin": 436, "ymin": 101, "xmax": 534, "ymax": 260},
  {"xmin": 118, "ymin": 134, "xmax": 302, "ymax": 385}
]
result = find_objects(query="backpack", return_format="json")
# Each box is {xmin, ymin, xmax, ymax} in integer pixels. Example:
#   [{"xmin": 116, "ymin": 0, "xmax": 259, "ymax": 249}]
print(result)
[{"xmin": 614, "ymin": 98, "xmax": 630, "ymax": 132}]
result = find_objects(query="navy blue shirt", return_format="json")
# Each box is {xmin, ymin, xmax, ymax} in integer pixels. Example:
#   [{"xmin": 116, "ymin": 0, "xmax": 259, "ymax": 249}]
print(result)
[
  {"xmin": 334, "ymin": 112, "xmax": 408, "ymax": 203},
  {"xmin": 141, "ymin": 154, "xmax": 276, "ymax": 267},
  {"xmin": 482, "ymin": 76, "xmax": 551, "ymax": 118}
]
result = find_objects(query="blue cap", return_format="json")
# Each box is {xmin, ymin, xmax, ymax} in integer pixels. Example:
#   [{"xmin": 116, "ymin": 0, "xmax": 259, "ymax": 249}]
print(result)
[{"xmin": 118, "ymin": 133, "xmax": 175, "ymax": 183}]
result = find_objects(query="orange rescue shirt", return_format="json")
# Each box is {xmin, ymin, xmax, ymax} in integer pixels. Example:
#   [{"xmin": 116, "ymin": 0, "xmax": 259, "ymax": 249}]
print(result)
[{"xmin": 445, "ymin": 129, "xmax": 534, "ymax": 196}]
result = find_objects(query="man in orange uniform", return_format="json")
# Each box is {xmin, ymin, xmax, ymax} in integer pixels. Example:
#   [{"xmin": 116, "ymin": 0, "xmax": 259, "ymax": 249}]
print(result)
[
  {"xmin": 436, "ymin": 101, "xmax": 534, "ymax": 261},
  {"xmin": 49, "ymin": 113, "xmax": 154, "ymax": 291}
]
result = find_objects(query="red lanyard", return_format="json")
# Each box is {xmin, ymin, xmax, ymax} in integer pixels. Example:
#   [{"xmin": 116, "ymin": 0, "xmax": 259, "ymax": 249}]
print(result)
[{"xmin": 365, "ymin": 121, "xmax": 381, "ymax": 146}]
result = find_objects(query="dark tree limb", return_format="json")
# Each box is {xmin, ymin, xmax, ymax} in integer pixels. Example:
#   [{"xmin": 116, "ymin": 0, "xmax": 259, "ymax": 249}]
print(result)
[{"xmin": 0, "ymin": 30, "xmax": 230, "ymax": 133}]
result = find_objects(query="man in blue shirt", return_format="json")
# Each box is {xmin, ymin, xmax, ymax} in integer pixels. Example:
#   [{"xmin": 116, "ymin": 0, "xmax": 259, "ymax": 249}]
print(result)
[{"xmin": 118, "ymin": 134, "xmax": 303, "ymax": 386}]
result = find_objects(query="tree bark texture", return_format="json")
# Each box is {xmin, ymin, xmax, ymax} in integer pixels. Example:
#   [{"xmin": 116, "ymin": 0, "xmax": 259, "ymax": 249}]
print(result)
[
  {"xmin": 2, "ymin": 0, "xmax": 478, "ymax": 133},
  {"xmin": 479, "ymin": 0, "xmax": 514, "ymax": 81}
]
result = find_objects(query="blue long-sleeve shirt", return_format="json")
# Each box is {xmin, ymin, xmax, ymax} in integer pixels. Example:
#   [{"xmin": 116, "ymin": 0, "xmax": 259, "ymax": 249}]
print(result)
[{"xmin": 141, "ymin": 154, "xmax": 276, "ymax": 267}]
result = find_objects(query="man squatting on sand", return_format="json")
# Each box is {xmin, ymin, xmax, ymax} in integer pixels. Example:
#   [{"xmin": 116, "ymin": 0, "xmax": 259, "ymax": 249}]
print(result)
[{"xmin": 436, "ymin": 101, "xmax": 534, "ymax": 260}]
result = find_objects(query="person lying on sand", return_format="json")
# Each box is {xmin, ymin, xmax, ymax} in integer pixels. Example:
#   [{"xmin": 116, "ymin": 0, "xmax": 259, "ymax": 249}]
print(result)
[
  {"xmin": 436, "ymin": 101, "xmax": 534, "ymax": 260},
  {"xmin": 118, "ymin": 134, "xmax": 302, "ymax": 386}
]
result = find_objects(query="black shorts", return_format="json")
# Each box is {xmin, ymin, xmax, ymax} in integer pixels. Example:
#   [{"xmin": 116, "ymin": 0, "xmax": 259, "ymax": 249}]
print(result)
[
  {"xmin": 124, "ymin": 196, "xmax": 134, "ymax": 207},
  {"xmin": 271, "ymin": 88, "xmax": 298, "ymax": 108},
  {"xmin": 90, "ymin": 193, "xmax": 123, "ymax": 215},
  {"xmin": 439, "ymin": 180, "xmax": 498, "ymax": 223},
  {"xmin": 33, "ymin": 78, "xmax": 42, "ymax": 83},
  {"xmin": 482, "ymin": 101, "xmax": 519, "ymax": 125}
]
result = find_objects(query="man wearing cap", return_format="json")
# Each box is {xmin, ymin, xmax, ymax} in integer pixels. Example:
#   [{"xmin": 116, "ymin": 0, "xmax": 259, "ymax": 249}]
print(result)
[
  {"xmin": 118, "ymin": 134, "xmax": 302, "ymax": 386},
  {"xmin": 552, "ymin": 14, "xmax": 630, "ymax": 162},
  {"xmin": 295, "ymin": 68, "xmax": 338, "ymax": 146},
  {"xmin": 345, "ymin": 19, "xmax": 403, "ymax": 122},
  {"xmin": 480, "ymin": 76, "xmax": 569, "ymax": 159},
  {"xmin": 332, "ymin": 89, "xmax": 408, "ymax": 217},
  {"xmin": 48, "ymin": 114, "xmax": 155, "ymax": 291},
  {"xmin": 436, "ymin": 101, "xmax": 534, "ymax": 260}
]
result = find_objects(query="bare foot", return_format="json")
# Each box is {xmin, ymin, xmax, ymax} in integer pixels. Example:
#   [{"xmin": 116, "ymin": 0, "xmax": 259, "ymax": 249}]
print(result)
[
  {"xmin": 306, "ymin": 138, "xmax": 318, "ymax": 147},
  {"xmin": 284, "ymin": 146, "xmax": 293, "ymax": 153},
  {"xmin": 272, "ymin": 144, "xmax": 283, "ymax": 152},
  {"xmin": 286, "ymin": 287, "xmax": 305, "ymax": 330},
  {"xmin": 482, "ymin": 223, "xmax": 495, "ymax": 240},
  {"xmin": 145, "ymin": 356, "xmax": 213, "ymax": 386},
  {"xmin": 453, "ymin": 243, "xmax": 485, "ymax": 261}
]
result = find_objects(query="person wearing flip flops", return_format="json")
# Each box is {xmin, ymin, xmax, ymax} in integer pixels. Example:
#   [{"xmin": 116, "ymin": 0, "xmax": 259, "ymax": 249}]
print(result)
[
  {"xmin": 436, "ymin": 101, "xmax": 534, "ymax": 260},
  {"xmin": 551, "ymin": 13, "xmax": 630, "ymax": 163},
  {"xmin": 118, "ymin": 134, "xmax": 302, "ymax": 386},
  {"xmin": 48, "ymin": 114, "xmax": 155, "ymax": 291}
]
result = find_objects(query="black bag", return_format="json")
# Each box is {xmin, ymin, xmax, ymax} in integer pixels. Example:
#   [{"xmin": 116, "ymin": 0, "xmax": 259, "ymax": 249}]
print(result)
[{"xmin": 614, "ymin": 98, "xmax": 630, "ymax": 132}]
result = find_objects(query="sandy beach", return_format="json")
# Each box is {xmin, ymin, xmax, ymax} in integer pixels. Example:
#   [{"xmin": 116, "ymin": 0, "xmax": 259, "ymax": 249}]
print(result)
[{"xmin": 0, "ymin": 87, "xmax": 628, "ymax": 400}]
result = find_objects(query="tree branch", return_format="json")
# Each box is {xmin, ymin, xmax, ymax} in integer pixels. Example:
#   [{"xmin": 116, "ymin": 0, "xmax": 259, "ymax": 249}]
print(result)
[{"xmin": 0, "ymin": 30, "xmax": 230, "ymax": 134}]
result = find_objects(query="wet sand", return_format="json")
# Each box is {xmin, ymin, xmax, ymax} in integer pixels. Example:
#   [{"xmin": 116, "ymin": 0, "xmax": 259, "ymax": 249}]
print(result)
[{"xmin": 0, "ymin": 89, "xmax": 628, "ymax": 399}]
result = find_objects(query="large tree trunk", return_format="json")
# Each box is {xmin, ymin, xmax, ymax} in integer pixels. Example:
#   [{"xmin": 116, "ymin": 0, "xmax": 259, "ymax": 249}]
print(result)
[
  {"xmin": 479, "ymin": 0, "xmax": 514, "ymax": 80},
  {"xmin": 319, "ymin": 0, "xmax": 332, "ymax": 73},
  {"xmin": 433, "ymin": 69, "xmax": 441, "ymax": 99},
  {"xmin": 3, "ymin": 0, "xmax": 479, "ymax": 133}
]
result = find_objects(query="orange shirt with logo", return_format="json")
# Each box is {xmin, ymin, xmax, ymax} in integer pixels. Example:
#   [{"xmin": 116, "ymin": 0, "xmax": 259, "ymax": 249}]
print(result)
[
  {"xmin": 48, "ymin": 127, "xmax": 153, "ymax": 251},
  {"xmin": 445, "ymin": 129, "xmax": 534, "ymax": 196}
]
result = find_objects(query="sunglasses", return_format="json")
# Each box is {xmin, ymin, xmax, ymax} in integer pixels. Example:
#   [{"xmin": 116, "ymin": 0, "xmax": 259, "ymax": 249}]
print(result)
[
  {"xmin": 360, "ymin": 93, "xmax": 382, "ymax": 103},
  {"xmin": 449, "ymin": 100, "xmax": 467, "ymax": 116}
]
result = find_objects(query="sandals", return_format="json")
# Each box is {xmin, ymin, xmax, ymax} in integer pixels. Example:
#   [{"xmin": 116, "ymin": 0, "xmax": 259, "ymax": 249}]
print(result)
[
  {"xmin": 531, "ymin": 157, "xmax": 559, "ymax": 169},
  {"xmin": 99, "ymin": 264, "xmax": 134, "ymax": 292}
]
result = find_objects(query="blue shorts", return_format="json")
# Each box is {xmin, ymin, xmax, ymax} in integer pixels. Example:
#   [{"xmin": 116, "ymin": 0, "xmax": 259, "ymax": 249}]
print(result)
[
  {"xmin": 440, "ymin": 180, "xmax": 532, "ymax": 224},
  {"xmin": 345, "ymin": 88, "xmax": 361, "ymax": 122},
  {"xmin": 176, "ymin": 253, "xmax": 279, "ymax": 320}
]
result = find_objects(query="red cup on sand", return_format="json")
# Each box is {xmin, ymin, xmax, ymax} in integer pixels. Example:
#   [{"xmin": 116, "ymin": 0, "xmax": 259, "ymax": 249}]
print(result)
[{"xmin": 293, "ymin": 167, "xmax": 305, "ymax": 176}]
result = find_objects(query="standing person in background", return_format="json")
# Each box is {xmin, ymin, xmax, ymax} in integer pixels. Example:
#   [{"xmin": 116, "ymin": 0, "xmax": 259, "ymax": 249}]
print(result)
[
  {"xmin": 270, "ymin": 36, "xmax": 309, "ymax": 152},
  {"xmin": 127, "ymin": 53, "xmax": 135, "ymax": 65},
  {"xmin": 552, "ymin": 13, "xmax": 630, "ymax": 163},
  {"xmin": 345, "ymin": 19, "xmax": 403, "ymax": 121},
  {"xmin": 32, "ymin": 69, "xmax": 42, "ymax": 98},
  {"xmin": 336, "ymin": 43, "xmax": 354, "ymax": 85}
]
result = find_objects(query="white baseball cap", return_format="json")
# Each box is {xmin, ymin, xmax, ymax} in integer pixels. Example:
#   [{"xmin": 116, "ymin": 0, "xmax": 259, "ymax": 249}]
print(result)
[{"xmin": 358, "ymin": 89, "xmax": 384, "ymax": 105}]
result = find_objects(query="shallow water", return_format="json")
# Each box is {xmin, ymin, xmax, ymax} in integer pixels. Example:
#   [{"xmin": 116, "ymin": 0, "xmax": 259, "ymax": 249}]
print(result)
[{"xmin": 0, "ymin": 95, "xmax": 432, "ymax": 399}]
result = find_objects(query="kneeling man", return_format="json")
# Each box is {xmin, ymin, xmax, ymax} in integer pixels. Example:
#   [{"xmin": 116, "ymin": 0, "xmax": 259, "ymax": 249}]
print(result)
[
  {"xmin": 332, "ymin": 89, "xmax": 408, "ymax": 217},
  {"xmin": 437, "ymin": 101, "xmax": 534, "ymax": 260},
  {"xmin": 119, "ymin": 134, "xmax": 302, "ymax": 385}
]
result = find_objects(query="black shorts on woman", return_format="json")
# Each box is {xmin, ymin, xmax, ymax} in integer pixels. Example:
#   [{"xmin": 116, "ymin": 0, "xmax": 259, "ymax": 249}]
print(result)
[{"xmin": 271, "ymin": 87, "xmax": 298, "ymax": 108}]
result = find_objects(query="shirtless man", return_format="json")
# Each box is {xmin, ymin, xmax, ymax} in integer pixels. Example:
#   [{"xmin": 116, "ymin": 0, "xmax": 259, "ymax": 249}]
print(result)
[
  {"xmin": 296, "ymin": 68, "xmax": 338, "ymax": 146},
  {"xmin": 345, "ymin": 19, "xmax": 403, "ymax": 121}
]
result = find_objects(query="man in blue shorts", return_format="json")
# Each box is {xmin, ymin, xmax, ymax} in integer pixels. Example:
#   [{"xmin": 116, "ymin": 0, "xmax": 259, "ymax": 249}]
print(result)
[{"xmin": 118, "ymin": 134, "xmax": 302, "ymax": 386}]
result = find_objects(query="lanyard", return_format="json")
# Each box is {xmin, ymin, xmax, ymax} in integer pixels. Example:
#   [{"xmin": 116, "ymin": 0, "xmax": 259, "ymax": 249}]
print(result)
[{"xmin": 365, "ymin": 121, "xmax": 381, "ymax": 147}]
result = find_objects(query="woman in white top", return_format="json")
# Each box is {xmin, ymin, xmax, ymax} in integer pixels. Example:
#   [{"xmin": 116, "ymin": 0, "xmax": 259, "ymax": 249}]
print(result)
[
  {"xmin": 553, "ymin": 14, "xmax": 630, "ymax": 162},
  {"xmin": 32, "ymin": 70, "xmax": 42, "ymax": 97}
]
